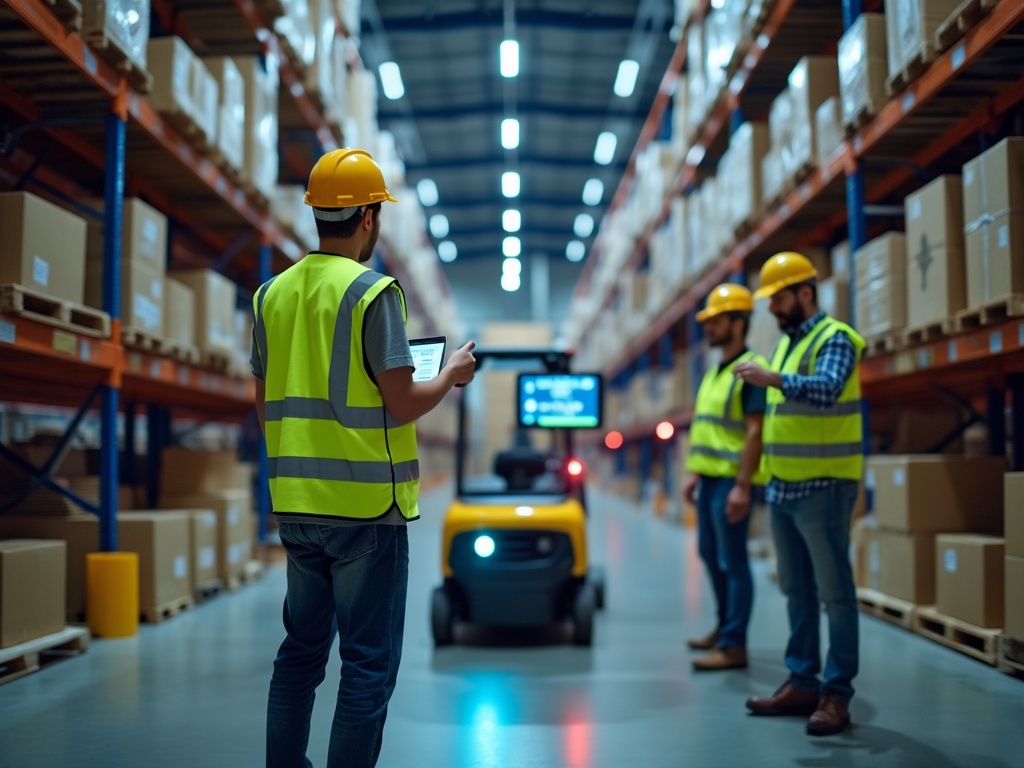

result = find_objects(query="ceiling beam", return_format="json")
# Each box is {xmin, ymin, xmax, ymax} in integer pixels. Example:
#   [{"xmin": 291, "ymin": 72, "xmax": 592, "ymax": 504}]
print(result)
[{"xmin": 371, "ymin": 9, "xmax": 638, "ymax": 33}]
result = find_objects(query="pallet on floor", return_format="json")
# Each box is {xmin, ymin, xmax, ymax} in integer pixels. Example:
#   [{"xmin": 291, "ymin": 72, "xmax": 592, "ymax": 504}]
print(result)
[
  {"xmin": 856, "ymin": 588, "xmax": 918, "ymax": 630},
  {"xmin": 997, "ymin": 634, "xmax": 1024, "ymax": 679},
  {"xmin": 900, "ymin": 318, "xmax": 955, "ymax": 347},
  {"xmin": 935, "ymin": 0, "xmax": 999, "ymax": 51},
  {"xmin": 0, "ymin": 626, "xmax": 90, "ymax": 686},
  {"xmin": 225, "ymin": 559, "xmax": 264, "ymax": 591},
  {"xmin": 141, "ymin": 594, "xmax": 195, "ymax": 624},
  {"xmin": 912, "ymin": 606, "xmax": 1000, "ymax": 666},
  {"xmin": 0, "ymin": 283, "xmax": 110, "ymax": 338},
  {"xmin": 953, "ymin": 295, "xmax": 1024, "ymax": 332},
  {"xmin": 194, "ymin": 578, "xmax": 224, "ymax": 602}
]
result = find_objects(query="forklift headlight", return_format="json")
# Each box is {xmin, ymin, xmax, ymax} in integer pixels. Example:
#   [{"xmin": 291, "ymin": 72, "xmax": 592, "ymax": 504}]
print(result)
[{"xmin": 474, "ymin": 535, "xmax": 496, "ymax": 558}]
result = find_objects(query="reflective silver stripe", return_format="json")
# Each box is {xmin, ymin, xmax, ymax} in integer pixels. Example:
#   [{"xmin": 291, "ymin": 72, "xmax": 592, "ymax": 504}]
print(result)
[
  {"xmin": 270, "ymin": 456, "xmax": 419, "ymax": 484},
  {"xmin": 772, "ymin": 400, "xmax": 862, "ymax": 417},
  {"xmin": 689, "ymin": 445, "xmax": 742, "ymax": 462},
  {"xmin": 797, "ymin": 323, "xmax": 834, "ymax": 375},
  {"xmin": 253, "ymin": 276, "xmax": 279, "ymax": 374},
  {"xmin": 764, "ymin": 442, "xmax": 863, "ymax": 458},
  {"xmin": 692, "ymin": 414, "xmax": 745, "ymax": 431},
  {"xmin": 264, "ymin": 396, "xmax": 391, "ymax": 429}
]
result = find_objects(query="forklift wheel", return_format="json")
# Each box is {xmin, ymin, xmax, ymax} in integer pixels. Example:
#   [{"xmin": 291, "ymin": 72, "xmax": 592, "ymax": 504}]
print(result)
[
  {"xmin": 589, "ymin": 566, "xmax": 606, "ymax": 610},
  {"xmin": 571, "ymin": 582, "xmax": 596, "ymax": 646},
  {"xmin": 431, "ymin": 586, "xmax": 455, "ymax": 647}
]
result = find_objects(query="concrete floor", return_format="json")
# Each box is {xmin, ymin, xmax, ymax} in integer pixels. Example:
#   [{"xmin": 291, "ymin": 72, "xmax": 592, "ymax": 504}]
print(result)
[{"xmin": 1, "ymin": 484, "xmax": 1022, "ymax": 768}]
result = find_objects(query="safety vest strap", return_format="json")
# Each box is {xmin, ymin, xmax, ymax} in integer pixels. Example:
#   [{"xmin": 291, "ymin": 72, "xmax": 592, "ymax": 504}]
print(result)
[
  {"xmin": 269, "ymin": 456, "xmax": 419, "ymax": 484},
  {"xmin": 264, "ymin": 395, "xmax": 400, "ymax": 430},
  {"xmin": 770, "ymin": 400, "xmax": 862, "ymax": 417},
  {"xmin": 689, "ymin": 445, "xmax": 743, "ymax": 462},
  {"xmin": 692, "ymin": 413, "xmax": 745, "ymax": 431},
  {"xmin": 252, "ymin": 275, "xmax": 279, "ymax": 372},
  {"xmin": 763, "ymin": 442, "xmax": 862, "ymax": 458},
  {"xmin": 796, "ymin": 323, "xmax": 833, "ymax": 375}
]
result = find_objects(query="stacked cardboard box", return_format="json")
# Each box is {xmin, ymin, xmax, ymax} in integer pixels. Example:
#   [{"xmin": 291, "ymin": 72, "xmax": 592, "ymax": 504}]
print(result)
[
  {"xmin": 166, "ymin": 269, "xmax": 237, "ymax": 359},
  {"xmin": 854, "ymin": 232, "xmax": 906, "ymax": 338},
  {"xmin": 146, "ymin": 37, "xmax": 220, "ymax": 148},
  {"xmin": 814, "ymin": 97, "xmax": 844, "ymax": 168},
  {"xmin": 233, "ymin": 54, "xmax": 280, "ymax": 199},
  {"xmin": 935, "ymin": 534, "xmax": 1004, "ymax": 628},
  {"xmin": 885, "ymin": 0, "xmax": 962, "ymax": 79},
  {"xmin": 772, "ymin": 57, "xmax": 839, "ymax": 182},
  {"xmin": 905, "ymin": 175, "xmax": 965, "ymax": 328},
  {"xmin": 118, "ymin": 512, "xmax": 192, "ymax": 614},
  {"xmin": 204, "ymin": 56, "xmax": 246, "ymax": 174},
  {"xmin": 82, "ymin": 0, "xmax": 150, "ymax": 75},
  {"xmin": 1005, "ymin": 474, "xmax": 1024, "ymax": 640},
  {"xmin": 838, "ymin": 13, "xmax": 889, "ymax": 128},
  {"xmin": 164, "ymin": 277, "xmax": 197, "ymax": 348},
  {"xmin": 720, "ymin": 121, "xmax": 771, "ymax": 235},
  {"xmin": 0, "ymin": 539, "xmax": 66, "ymax": 648}
]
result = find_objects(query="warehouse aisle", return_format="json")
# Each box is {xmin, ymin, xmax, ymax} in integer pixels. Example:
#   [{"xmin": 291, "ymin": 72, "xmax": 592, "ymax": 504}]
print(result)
[{"xmin": 1, "ymin": 485, "xmax": 1022, "ymax": 768}]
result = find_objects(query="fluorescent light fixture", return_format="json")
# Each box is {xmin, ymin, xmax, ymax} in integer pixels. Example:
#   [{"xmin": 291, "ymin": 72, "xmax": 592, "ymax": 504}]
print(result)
[
  {"xmin": 378, "ymin": 61, "xmax": 405, "ymax": 100},
  {"xmin": 502, "ymin": 257, "xmax": 522, "ymax": 275},
  {"xmin": 502, "ymin": 209, "xmax": 521, "ymax": 232},
  {"xmin": 416, "ymin": 178, "xmax": 438, "ymax": 207},
  {"xmin": 500, "ymin": 39, "xmax": 519, "ymax": 78},
  {"xmin": 429, "ymin": 214, "xmax": 449, "ymax": 239},
  {"xmin": 711, "ymin": 0, "xmax": 725, "ymax": 7},
  {"xmin": 594, "ymin": 131, "xmax": 617, "ymax": 165},
  {"xmin": 573, "ymin": 213, "xmax": 594, "ymax": 238},
  {"xmin": 502, "ymin": 171, "xmax": 521, "ymax": 198},
  {"xmin": 438, "ymin": 241, "xmax": 457, "ymax": 262},
  {"xmin": 501, "ymin": 118, "xmax": 520, "ymax": 150},
  {"xmin": 503, "ymin": 236, "xmax": 521, "ymax": 257},
  {"xmin": 565, "ymin": 240, "xmax": 586, "ymax": 262},
  {"xmin": 582, "ymin": 178, "xmax": 604, "ymax": 206},
  {"xmin": 613, "ymin": 59, "xmax": 640, "ymax": 98},
  {"xmin": 501, "ymin": 272, "xmax": 521, "ymax": 292}
]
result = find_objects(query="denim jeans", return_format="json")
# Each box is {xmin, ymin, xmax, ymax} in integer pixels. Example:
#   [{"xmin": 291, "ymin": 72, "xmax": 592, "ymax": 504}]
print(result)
[
  {"xmin": 267, "ymin": 521, "xmax": 409, "ymax": 768},
  {"xmin": 696, "ymin": 475, "xmax": 753, "ymax": 649},
  {"xmin": 770, "ymin": 481, "xmax": 859, "ymax": 702}
]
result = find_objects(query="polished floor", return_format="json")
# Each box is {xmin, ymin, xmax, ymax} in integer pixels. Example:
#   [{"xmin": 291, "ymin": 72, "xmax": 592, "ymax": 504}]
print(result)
[{"xmin": 1, "ymin": 485, "xmax": 1022, "ymax": 768}]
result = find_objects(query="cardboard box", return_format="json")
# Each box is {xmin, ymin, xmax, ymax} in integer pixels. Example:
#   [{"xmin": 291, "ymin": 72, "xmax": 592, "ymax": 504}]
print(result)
[
  {"xmin": 1006, "ymin": 473, "xmax": 1024, "ymax": 558},
  {"xmin": 86, "ymin": 258, "xmax": 164, "ymax": 334},
  {"xmin": 867, "ymin": 455, "xmax": 1006, "ymax": 533},
  {"xmin": 963, "ymin": 137, "xmax": 1024, "ymax": 307},
  {"xmin": 784, "ymin": 56, "xmax": 839, "ymax": 174},
  {"xmin": 1006, "ymin": 555, "xmax": 1024, "ymax": 640},
  {"xmin": 831, "ymin": 239, "xmax": 851, "ymax": 279},
  {"xmin": 0, "ymin": 191, "xmax": 87, "ymax": 303},
  {"xmin": 160, "ymin": 447, "xmax": 245, "ymax": 496},
  {"xmin": 935, "ymin": 534, "xmax": 1004, "ymax": 628},
  {"xmin": 851, "ymin": 515, "xmax": 880, "ymax": 591},
  {"xmin": 159, "ymin": 490, "xmax": 252, "ymax": 581},
  {"xmin": 204, "ymin": 57, "xmax": 246, "ymax": 173},
  {"xmin": 118, "ymin": 512, "xmax": 191, "ymax": 611},
  {"xmin": 879, "ymin": 528, "xmax": 935, "ymax": 604},
  {"xmin": 814, "ymin": 97, "xmax": 844, "ymax": 168},
  {"xmin": 0, "ymin": 539, "xmax": 66, "ymax": 648},
  {"xmin": 818, "ymin": 276, "xmax": 850, "ymax": 323},
  {"xmin": 86, "ymin": 197, "xmax": 167, "ymax": 274},
  {"xmin": 855, "ymin": 231, "xmax": 906, "ymax": 288},
  {"xmin": 233, "ymin": 55, "xmax": 280, "ymax": 198},
  {"xmin": 166, "ymin": 269, "xmax": 237, "ymax": 356},
  {"xmin": 838, "ymin": 13, "xmax": 888, "ymax": 126},
  {"xmin": 146, "ymin": 36, "xmax": 196, "ymax": 121},
  {"xmin": 728, "ymin": 121, "xmax": 771, "ymax": 228},
  {"xmin": 905, "ymin": 175, "xmax": 965, "ymax": 326},
  {"xmin": 854, "ymin": 232, "xmax": 907, "ymax": 336},
  {"xmin": 188, "ymin": 510, "xmax": 219, "ymax": 589},
  {"xmin": 885, "ymin": 0, "xmax": 962, "ymax": 76},
  {"xmin": 164, "ymin": 277, "xmax": 196, "ymax": 346}
]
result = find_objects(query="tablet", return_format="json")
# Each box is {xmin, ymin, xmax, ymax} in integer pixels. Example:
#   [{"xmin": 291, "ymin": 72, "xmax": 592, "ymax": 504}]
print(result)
[{"xmin": 409, "ymin": 336, "xmax": 446, "ymax": 382}]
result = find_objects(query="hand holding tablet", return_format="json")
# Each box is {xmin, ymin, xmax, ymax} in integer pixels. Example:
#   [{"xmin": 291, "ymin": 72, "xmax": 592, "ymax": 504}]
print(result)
[{"xmin": 409, "ymin": 336, "xmax": 447, "ymax": 382}]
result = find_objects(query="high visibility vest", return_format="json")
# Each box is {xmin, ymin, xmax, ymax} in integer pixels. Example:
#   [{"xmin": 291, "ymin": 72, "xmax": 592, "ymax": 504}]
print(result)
[
  {"xmin": 686, "ymin": 350, "xmax": 769, "ymax": 483},
  {"xmin": 763, "ymin": 316, "xmax": 865, "ymax": 482},
  {"xmin": 252, "ymin": 253, "xmax": 419, "ymax": 521}
]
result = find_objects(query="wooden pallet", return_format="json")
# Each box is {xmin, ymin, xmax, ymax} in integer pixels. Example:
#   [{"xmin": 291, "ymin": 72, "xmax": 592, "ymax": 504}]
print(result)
[
  {"xmin": 43, "ymin": 0, "xmax": 82, "ymax": 30},
  {"xmin": 141, "ymin": 594, "xmax": 195, "ymax": 624},
  {"xmin": 842, "ymin": 99, "xmax": 885, "ymax": 134},
  {"xmin": 901, "ymin": 318, "xmax": 955, "ymax": 347},
  {"xmin": 0, "ymin": 626, "xmax": 90, "ymax": 686},
  {"xmin": 954, "ymin": 295, "xmax": 1024, "ymax": 332},
  {"xmin": 0, "ymin": 283, "xmax": 110, "ymax": 338},
  {"xmin": 194, "ymin": 578, "xmax": 224, "ymax": 602},
  {"xmin": 201, "ymin": 348, "xmax": 233, "ymax": 374},
  {"xmin": 121, "ymin": 325, "xmax": 162, "ymax": 352},
  {"xmin": 886, "ymin": 44, "xmax": 936, "ymax": 97},
  {"xmin": 935, "ymin": 0, "xmax": 999, "ymax": 51},
  {"xmin": 997, "ymin": 635, "xmax": 1024, "ymax": 679},
  {"xmin": 225, "ymin": 559, "xmax": 264, "ymax": 591},
  {"xmin": 864, "ymin": 331, "xmax": 901, "ymax": 357},
  {"xmin": 913, "ymin": 606, "xmax": 1000, "ymax": 666},
  {"xmin": 856, "ymin": 588, "xmax": 918, "ymax": 630},
  {"xmin": 81, "ymin": 28, "xmax": 152, "ymax": 93},
  {"xmin": 165, "ymin": 341, "xmax": 201, "ymax": 365}
]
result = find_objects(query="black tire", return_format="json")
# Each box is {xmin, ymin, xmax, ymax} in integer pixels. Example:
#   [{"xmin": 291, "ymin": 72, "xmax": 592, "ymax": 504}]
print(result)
[
  {"xmin": 589, "ymin": 566, "xmax": 606, "ymax": 611},
  {"xmin": 571, "ymin": 582, "xmax": 596, "ymax": 646},
  {"xmin": 431, "ymin": 586, "xmax": 454, "ymax": 647}
]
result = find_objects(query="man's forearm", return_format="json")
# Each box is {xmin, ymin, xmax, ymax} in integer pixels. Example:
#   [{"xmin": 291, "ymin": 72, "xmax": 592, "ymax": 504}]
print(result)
[{"xmin": 736, "ymin": 422, "xmax": 763, "ymax": 486}]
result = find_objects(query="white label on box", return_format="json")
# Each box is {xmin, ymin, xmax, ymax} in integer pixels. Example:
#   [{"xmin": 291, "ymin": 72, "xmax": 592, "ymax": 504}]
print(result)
[
  {"xmin": 151, "ymin": 280, "xmax": 162, "ymax": 300},
  {"xmin": 229, "ymin": 544, "xmax": 241, "ymax": 564},
  {"xmin": 199, "ymin": 547, "xmax": 215, "ymax": 570},
  {"xmin": 991, "ymin": 331, "xmax": 1003, "ymax": 353},
  {"xmin": 964, "ymin": 167, "xmax": 974, "ymax": 186},
  {"xmin": 999, "ymin": 224, "xmax": 1009, "ymax": 248},
  {"xmin": 909, "ymin": 198, "xmax": 922, "ymax": 220},
  {"xmin": 944, "ymin": 548, "xmax": 958, "ymax": 573},
  {"xmin": 949, "ymin": 341, "xmax": 958, "ymax": 362},
  {"xmin": 80, "ymin": 340, "xmax": 90, "ymax": 361},
  {"xmin": 865, "ymin": 468, "xmax": 875, "ymax": 488},
  {"xmin": 0, "ymin": 320, "xmax": 15, "ymax": 345},
  {"xmin": 228, "ymin": 505, "xmax": 239, "ymax": 526},
  {"xmin": 133, "ymin": 294, "xmax": 160, "ymax": 331},
  {"xmin": 33, "ymin": 256, "xmax": 50, "ymax": 286},
  {"xmin": 869, "ymin": 540, "xmax": 880, "ymax": 574},
  {"xmin": 893, "ymin": 468, "xmax": 906, "ymax": 487},
  {"xmin": 143, "ymin": 218, "xmax": 159, "ymax": 244},
  {"xmin": 952, "ymin": 44, "xmax": 966, "ymax": 71},
  {"xmin": 174, "ymin": 555, "xmax": 188, "ymax": 579}
]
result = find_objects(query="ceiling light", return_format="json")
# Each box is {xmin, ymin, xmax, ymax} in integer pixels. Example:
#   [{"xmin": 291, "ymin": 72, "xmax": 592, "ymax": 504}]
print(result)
[
  {"xmin": 503, "ymin": 236, "xmax": 521, "ymax": 257},
  {"xmin": 416, "ymin": 178, "xmax": 438, "ymax": 207},
  {"xmin": 502, "ymin": 171, "xmax": 521, "ymax": 198},
  {"xmin": 429, "ymin": 214, "xmax": 449, "ymax": 239},
  {"xmin": 378, "ymin": 61, "xmax": 405, "ymax": 100},
  {"xmin": 565, "ymin": 240, "xmax": 586, "ymax": 262},
  {"xmin": 438, "ymin": 241, "xmax": 457, "ymax": 262},
  {"xmin": 711, "ymin": 0, "xmax": 725, "ymax": 8},
  {"xmin": 501, "ymin": 272, "xmax": 521, "ymax": 292},
  {"xmin": 594, "ymin": 131, "xmax": 617, "ymax": 165},
  {"xmin": 573, "ymin": 213, "xmax": 594, "ymax": 238},
  {"xmin": 613, "ymin": 59, "xmax": 640, "ymax": 98},
  {"xmin": 501, "ymin": 118, "xmax": 520, "ymax": 150},
  {"xmin": 502, "ymin": 209, "xmax": 521, "ymax": 232},
  {"xmin": 500, "ymin": 39, "xmax": 519, "ymax": 78},
  {"xmin": 502, "ymin": 257, "xmax": 522, "ymax": 275},
  {"xmin": 582, "ymin": 178, "xmax": 604, "ymax": 206}
]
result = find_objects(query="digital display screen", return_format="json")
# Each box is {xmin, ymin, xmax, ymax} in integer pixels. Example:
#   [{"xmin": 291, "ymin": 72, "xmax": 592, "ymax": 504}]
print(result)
[
  {"xmin": 517, "ymin": 373, "xmax": 602, "ymax": 429},
  {"xmin": 409, "ymin": 336, "xmax": 446, "ymax": 382}
]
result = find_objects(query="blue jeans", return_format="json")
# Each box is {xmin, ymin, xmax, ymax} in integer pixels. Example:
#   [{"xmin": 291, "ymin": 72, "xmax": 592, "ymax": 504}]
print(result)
[
  {"xmin": 696, "ymin": 475, "xmax": 753, "ymax": 649},
  {"xmin": 770, "ymin": 481, "xmax": 859, "ymax": 702},
  {"xmin": 267, "ymin": 522, "xmax": 409, "ymax": 768}
]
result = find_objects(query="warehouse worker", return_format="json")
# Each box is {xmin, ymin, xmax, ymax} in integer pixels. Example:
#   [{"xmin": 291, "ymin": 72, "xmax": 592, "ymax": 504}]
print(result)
[
  {"xmin": 251, "ymin": 147, "xmax": 477, "ymax": 768},
  {"xmin": 733, "ymin": 252, "xmax": 864, "ymax": 737},
  {"xmin": 683, "ymin": 283, "xmax": 767, "ymax": 672}
]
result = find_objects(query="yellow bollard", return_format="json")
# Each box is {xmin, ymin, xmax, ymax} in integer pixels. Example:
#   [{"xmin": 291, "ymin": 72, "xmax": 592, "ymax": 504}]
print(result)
[{"xmin": 86, "ymin": 552, "xmax": 139, "ymax": 638}]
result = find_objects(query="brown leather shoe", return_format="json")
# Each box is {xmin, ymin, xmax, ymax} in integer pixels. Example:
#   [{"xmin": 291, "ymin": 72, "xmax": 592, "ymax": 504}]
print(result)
[
  {"xmin": 686, "ymin": 627, "xmax": 720, "ymax": 650},
  {"xmin": 692, "ymin": 646, "xmax": 747, "ymax": 671},
  {"xmin": 806, "ymin": 694, "xmax": 850, "ymax": 736},
  {"xmin": 746, "ymin": 680, "xmax": 820, "ymax": 716}
]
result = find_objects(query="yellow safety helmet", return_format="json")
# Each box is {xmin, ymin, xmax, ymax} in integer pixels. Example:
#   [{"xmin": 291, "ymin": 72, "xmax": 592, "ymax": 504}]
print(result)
[
  {"xmin": 752, "ymin": 251, "xmax": 818, "ymax": 299},
  {"xmin": 304, "ymin": 148, "xmax": 398, "ymax": 209},
  {"xmin": 696, "ymin": 283, "xmax": 754, "ymax": 323}
]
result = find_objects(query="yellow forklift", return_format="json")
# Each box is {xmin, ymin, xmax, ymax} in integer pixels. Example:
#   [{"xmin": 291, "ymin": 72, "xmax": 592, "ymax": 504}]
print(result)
[{"xmin": 431, "ymin": 348, "xmax": 605, "ymax": 646}]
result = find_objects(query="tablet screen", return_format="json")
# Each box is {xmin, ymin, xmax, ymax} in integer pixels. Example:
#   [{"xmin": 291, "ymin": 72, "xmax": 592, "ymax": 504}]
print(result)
[{"xmin": 409, "ymin": 336, "xmax": 446, "ymax": 382}]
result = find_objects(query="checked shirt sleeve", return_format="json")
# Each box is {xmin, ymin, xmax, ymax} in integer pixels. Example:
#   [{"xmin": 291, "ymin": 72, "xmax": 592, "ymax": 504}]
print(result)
[{"xmin": 779, "ymin": 332, "xmax": 857, "ymax": 408}]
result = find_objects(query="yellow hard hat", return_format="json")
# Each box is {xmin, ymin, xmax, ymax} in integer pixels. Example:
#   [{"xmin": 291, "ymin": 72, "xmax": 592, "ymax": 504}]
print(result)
[
  {"xmin": 696, "ymin": 283, "xmax": 754, "ymax": 323},
  {"xmin": 304, "ymin": 148, "xmax": 398, "ymax": 209},
  {"xmin": 752, "ymin": 251, "xmax": 818, "ymax": 299}
]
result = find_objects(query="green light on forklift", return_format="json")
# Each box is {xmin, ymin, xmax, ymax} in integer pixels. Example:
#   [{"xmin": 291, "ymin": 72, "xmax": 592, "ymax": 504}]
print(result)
[{"xmin": 474, "ymin": 535, "xmax": 496, "ymax": 558}]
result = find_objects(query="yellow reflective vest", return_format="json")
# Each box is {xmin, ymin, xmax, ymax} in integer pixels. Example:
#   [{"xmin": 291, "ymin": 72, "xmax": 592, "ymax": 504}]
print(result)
[
  {"xmin": 252, "ymin": 253, "xmax": 420, "ymax": 521},
  {"xmin": 686, "ymin": 350, "xmax": 769, "ymax": 483},
  {"xmin": 763, "ymin": 316, "xmax": 865, "ymax": 482}
]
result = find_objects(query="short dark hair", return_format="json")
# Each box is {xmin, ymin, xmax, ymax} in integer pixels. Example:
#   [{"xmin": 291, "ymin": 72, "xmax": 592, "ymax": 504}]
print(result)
[
  {"xmin": 727, "ymin": 311, "xmax": 751, "ymax": 337},
  {"xmin": 313, "ymin": 203, "xmax": 381, "ymax": 239},
  {"xmin": 787, "ymin": 280, "xmax": 817, "ymax": 303}
]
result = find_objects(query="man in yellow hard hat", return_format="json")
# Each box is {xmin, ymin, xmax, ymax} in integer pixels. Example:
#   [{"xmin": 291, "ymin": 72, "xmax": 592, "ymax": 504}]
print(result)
[
  {"xmin": 251, "ymin": 148, "xmax": 477, "ymax": 767},
  {"xmin": 733, "ymin": 251, "xmax": 864, "ymax": 737},
  {"xmin": 683, "ymin": 284, "xmax": 768, "ymax": 671}
]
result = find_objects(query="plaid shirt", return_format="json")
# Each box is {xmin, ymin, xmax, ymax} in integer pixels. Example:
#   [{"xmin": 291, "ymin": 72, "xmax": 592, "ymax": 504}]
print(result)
[{"xmin": 765, "ymin": 311, "xmax": 859, "ymax": 504}]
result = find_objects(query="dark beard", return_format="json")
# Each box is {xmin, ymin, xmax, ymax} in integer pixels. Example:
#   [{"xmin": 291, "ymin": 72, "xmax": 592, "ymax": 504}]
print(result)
[{"xmin": 776, "ymin": 304, "xmax": 806, "ymax": 332}]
